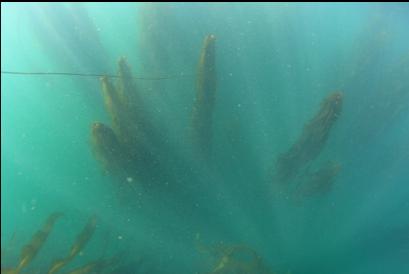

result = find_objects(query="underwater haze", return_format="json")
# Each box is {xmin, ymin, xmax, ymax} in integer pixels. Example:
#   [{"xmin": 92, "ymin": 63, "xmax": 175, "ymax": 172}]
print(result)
[{"xmin": 1, "ymin": 3, "xmax": 409, "ymax": 274}]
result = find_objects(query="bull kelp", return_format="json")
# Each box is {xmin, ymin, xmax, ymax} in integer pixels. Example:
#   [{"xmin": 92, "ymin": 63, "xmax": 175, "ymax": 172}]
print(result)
[{"xmin": 2, "ymin": 3, "xmax": 409, "ymax": 274}]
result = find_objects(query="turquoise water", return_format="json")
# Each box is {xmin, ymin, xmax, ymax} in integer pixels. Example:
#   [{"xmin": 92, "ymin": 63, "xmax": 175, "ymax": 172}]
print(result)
[{"xmin": 1, "ymin": 3, "xmax": 409, "ymax": 274}]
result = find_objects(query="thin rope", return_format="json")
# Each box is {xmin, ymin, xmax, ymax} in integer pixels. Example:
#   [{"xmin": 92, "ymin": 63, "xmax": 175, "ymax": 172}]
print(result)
[{"xmin": 1, "ymin": 70, "xmax": 195, "ymax": 81}]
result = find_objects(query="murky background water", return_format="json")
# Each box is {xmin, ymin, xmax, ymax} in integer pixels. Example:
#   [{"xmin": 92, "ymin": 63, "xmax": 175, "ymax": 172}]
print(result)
[{"xmin": 1, "ymin": 3, "xmax": 409, "ymax": 274}]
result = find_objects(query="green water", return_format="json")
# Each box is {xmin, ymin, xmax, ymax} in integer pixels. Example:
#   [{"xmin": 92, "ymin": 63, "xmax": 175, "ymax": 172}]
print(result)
[{"xmin": 1, "ymin": 3, "xmax": 409, "ymax": 274}]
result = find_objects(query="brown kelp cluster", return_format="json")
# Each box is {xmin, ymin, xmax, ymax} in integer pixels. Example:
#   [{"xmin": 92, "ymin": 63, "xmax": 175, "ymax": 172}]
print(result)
[
  {"xmin": 196, "ymin": 236, "xmax": 277, "ymax": 274},
  {"xmin": 275, "ymin": 92, "xmax": 343, "ymax": 197},
  {"xmin": 47, "ymin": 215, "xmax": 98, "ymax": 274},
  {"xmin": 91, "ymin": 57, "xmax": 159, "ymax": 184},
  {"xmin": 1, "ymin": 213, "xmax": 120, "ymax": 274},
  {"xmin": 1, "ymin": 213, "xmax": 63, "ymax": 274},
  {"xmin": 91, "ymin": 34, "xmax": 217, "ymax": 187},
  {"xmin": 90, "ymin": 30, "xmax": 343, "ymax": 203}
]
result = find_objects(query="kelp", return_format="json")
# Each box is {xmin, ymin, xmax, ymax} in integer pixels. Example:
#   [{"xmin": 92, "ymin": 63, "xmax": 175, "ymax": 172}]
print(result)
[
  {"xmin": 47, "ymin": 215, "xmax": 97, "ymax": 274},
  {"xmin": 276, "ymin": 92, "xmax": 343, "ymax": 182},
  {"xmin": 1, "ymin": 213, "xmax": 64, "ymax": 274},
  {"xmin": 90, "ymin": 34, "xmax": 219, "ymax": 190},
  {"xmin": 0, "ymin": 213, "xmax": 118, "ymax": 274},
  {"xmin": 190, "ymin": 34, "xmax": 217, "ymax": 159},
  {"xmin": 196, "ymin": 235, "xmax": 276, "ymax": 274}
]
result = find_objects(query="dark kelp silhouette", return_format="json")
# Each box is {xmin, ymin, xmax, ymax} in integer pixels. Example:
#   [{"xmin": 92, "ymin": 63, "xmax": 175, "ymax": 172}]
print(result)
[
  {"xmin": 4, "ymin": 214, "xmax": 132, "ymax": 274},
  {"xmin": 90, "ymin": 59, "xmax": 155, "ymax": 184},
  {"xmin": 191, "ymin": 34, "xmax": 217, "ymax": 159},
  {"xmin": 195, "ymin": 234, "xmax": 277, "ymax": 274},
  {"xmin": 47, "ymin": 215, "xmax": 98, "ymax": 274},
  {"xmin": 2, "ymin": 213, "xmax": 64, "ymax": 274},
  {"xmin": 1, "ymin": 213, "xmax": 124, "ymax": 274},
  {"xmin": 91, "ymin": 34, "xmax": 218, "ymax": 190},
  {"xmin": 276, "ymin": 92, "xmax": 343, "ymax": 183}
]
